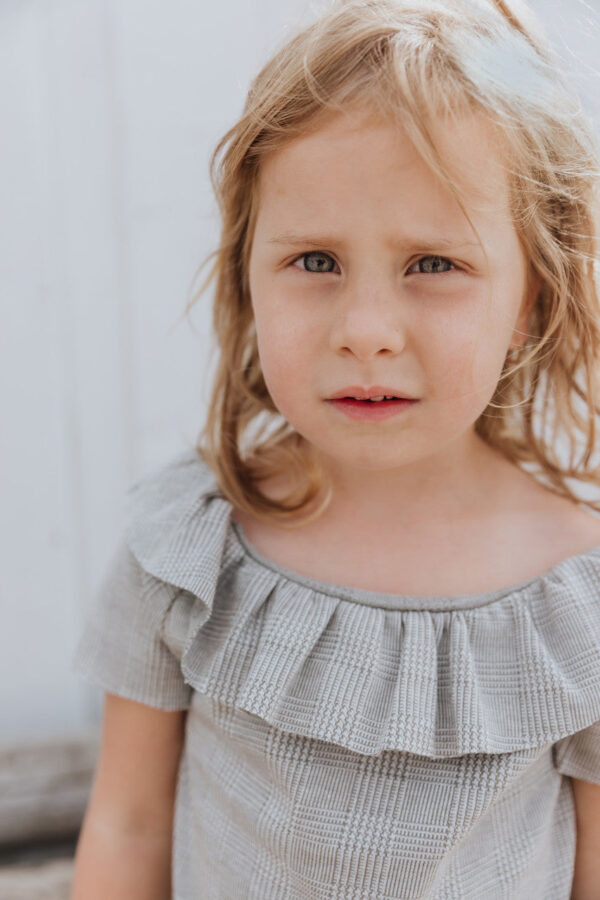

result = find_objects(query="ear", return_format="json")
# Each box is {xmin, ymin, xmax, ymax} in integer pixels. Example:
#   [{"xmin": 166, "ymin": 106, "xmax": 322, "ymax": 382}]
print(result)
[{"xmin": 510, "ymin": 269, "xmax": 541, "ymax": 350}]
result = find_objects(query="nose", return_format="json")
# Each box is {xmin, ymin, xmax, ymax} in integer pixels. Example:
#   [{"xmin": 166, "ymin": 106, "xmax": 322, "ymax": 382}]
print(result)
[{"xmin": 329, "ymin": 275, "xmax": 407, "ymax": 360}]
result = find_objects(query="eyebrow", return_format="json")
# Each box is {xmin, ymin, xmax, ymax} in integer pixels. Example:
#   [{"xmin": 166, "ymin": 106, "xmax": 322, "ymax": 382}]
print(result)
[{"xmin": 266, "ymin": 231, "xmax": 481, "ymax": 251}]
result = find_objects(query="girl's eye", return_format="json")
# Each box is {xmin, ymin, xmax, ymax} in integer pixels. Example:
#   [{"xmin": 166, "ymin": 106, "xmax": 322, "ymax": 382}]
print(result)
[
  {"xmin": 407, "ymin": 255, "xmax": 456, "ymax": 275},
  {"xmin": 290, "ymin": 252, "xmax": 457, "ymax": 276},
  {"xmin": 291, "ymin": 251, "xmax": 338, "ymax": 274}
]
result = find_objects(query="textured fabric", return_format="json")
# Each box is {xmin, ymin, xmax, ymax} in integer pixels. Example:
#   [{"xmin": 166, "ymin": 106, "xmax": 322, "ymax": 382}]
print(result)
[{"xmin": 71, "ymin": 447, "xmax": 600, "ymax": 899}]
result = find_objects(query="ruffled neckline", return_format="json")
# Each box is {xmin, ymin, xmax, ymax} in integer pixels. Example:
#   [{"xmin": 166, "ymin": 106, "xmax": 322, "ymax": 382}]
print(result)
[
  {"xmin": 125, "ymin": 447, "xmax": 600, "ymax": 756},
  {"xmin": 230, "ymin": 515, "xmax": 600, "ymax": 612}
]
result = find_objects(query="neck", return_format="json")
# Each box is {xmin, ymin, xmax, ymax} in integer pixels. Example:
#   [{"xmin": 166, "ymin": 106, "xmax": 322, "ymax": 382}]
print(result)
[{"xmin": 309, "ymin": 432, "xmax": 515, "ymax": 532}]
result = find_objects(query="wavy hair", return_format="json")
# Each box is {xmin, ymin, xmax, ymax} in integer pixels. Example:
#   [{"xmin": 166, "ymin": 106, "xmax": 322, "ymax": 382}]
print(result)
[{"xmin": 185, "ymin": 0, "xmax": 600, "ymax": 525}]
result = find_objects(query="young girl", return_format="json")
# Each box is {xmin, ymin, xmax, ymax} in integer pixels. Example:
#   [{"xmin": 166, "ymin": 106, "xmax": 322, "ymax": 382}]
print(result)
[{"xmin": 70, "ymin": 1, "xmax": 600, "ymax": 897}]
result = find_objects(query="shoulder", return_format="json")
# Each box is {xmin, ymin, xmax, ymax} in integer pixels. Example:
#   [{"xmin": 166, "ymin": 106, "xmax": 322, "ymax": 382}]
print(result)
[
  {"xmin": 127, "ymin": 447, "xmax": 219, "ymax": 507},
  {"xmin": 530, "ymin": 487, "xmax": 600, "ymax": 561},
  {"xmin": 491, "ymin": 455, "xmax": 600, "ymax": 561},
  {"xmin": 124, "ymin": 447, "xmax": 234, "ymax": 599},
  {"xmin": 505, "ymin": 450, "xmax": 598, "ymax": 547},
  {"xmin": 568, "ymin": 506, "xmax": 600, "ymax": 548}
]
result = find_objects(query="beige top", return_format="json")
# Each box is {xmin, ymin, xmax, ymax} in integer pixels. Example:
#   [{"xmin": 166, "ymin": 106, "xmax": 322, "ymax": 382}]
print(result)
[{"xmin": 71, "ymin": 448, "xmax": 600, "ymax": 899}]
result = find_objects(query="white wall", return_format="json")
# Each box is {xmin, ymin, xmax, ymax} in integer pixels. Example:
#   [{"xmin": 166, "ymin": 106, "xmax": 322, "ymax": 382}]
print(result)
[
  {"xmin": 0, "ymin": 0, "xmax": 317, "ymax": 741},
  {"xmin": 1, "ymin": 0, "xmax": 599, "ymax": 742}
]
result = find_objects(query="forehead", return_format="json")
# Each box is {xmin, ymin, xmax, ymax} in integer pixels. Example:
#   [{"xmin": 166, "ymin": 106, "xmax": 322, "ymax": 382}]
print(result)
[{"xmin": 254, "ymin": 108, "xmax": 513, "ymax": 231}]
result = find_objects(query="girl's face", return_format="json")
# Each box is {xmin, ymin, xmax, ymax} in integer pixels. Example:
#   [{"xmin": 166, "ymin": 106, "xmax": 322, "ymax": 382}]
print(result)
[{"xmin": 248, "ymin": 107, "xmax": 538, "ymax": 476}]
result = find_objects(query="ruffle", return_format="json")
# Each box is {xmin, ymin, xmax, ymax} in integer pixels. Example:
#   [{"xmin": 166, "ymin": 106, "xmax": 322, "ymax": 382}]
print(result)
[{"xmin": 125, "ymin": 448, "xmax": 600, "ymax": 757}]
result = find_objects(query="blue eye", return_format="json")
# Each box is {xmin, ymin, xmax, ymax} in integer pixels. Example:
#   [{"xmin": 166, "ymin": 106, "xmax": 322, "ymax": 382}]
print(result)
[
  {"xmin": 408, "ymin": 255, "xmax": 455, "ymax": 275},
  {"xmin": 291, "ymin": 251, "xmax": 457, "ymax": 275},
  {"xmin": 292, "ymin": 251, "xmax": 338, "ymax": 274}
]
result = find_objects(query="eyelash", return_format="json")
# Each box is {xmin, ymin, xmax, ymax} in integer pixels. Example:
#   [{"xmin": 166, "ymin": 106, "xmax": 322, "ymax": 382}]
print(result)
[{"xmin": 290, "ymin": 251, "xmax": 458, "ymax": 276}]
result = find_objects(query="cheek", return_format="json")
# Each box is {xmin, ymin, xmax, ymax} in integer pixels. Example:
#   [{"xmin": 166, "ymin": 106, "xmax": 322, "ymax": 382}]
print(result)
[
  {"xmin": 253, "ymin": 307, "xmax": 311, "ymax": 409},
  {"xmin": 426, "ymin": 319, "xmax": 506, "ymax": 407}
]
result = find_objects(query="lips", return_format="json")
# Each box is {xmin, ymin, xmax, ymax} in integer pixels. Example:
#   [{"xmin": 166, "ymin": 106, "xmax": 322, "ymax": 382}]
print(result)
[
  {"xmin": 326, "ymin": 396, "xmax": 417, "ymax": 422},
  {"xmin": 328, "ymin": 385, "xmax": 417, "ymax": 401}
]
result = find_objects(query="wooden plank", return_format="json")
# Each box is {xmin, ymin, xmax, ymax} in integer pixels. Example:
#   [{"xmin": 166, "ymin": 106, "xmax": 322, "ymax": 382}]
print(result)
[
  {"xmin": 0, "ymin": 858, "xmax": 74, "ymax": 900},
  {"xmin": 0, "ymin": 731, "xmax": 99, "ymax": 845}
]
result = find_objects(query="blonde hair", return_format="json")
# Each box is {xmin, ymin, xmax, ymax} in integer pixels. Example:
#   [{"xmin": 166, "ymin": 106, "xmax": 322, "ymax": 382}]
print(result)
[{"xmin": 186, "ymin": 0, "xmax": 600, "ymax": 525}]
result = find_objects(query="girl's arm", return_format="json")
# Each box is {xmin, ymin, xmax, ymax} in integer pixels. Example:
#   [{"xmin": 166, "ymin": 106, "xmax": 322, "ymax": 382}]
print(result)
[
  {"xmin": 570, "ymin": 776, "xmax": 600, "ymax": 900},
  {"xmin": 70, "ymin": 692, "xmax": 187, "ymax": 900}
]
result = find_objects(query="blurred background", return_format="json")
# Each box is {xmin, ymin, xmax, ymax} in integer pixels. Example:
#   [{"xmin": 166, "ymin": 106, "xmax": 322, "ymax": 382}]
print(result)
[{"xmin": 1, "ymin": 0, "xmax": 599, "ymax": 895}]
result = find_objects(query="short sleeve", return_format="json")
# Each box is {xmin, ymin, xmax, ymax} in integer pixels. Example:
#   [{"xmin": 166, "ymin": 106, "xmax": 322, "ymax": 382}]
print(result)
[
  {"xmin": 70, "ymin": 538, "xmax": 193, "ymax": 710},
  {"xmin": 553, "ymin": 722, "xmax": 600, "ymax": 786}
]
